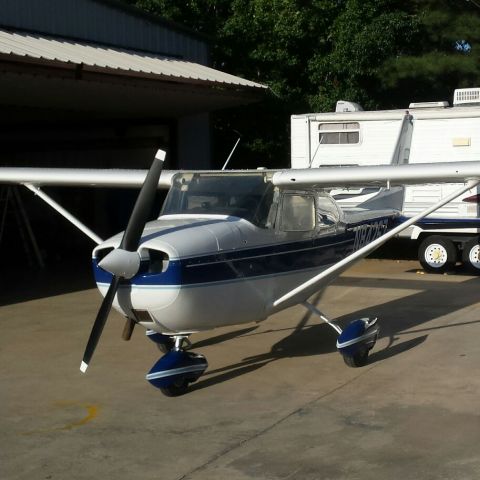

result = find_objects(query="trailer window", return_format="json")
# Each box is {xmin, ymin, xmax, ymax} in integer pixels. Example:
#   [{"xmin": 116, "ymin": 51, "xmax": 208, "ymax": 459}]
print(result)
[{"xmin": 318, "ymin": 122, "xmax": 360, "ymax": 144}]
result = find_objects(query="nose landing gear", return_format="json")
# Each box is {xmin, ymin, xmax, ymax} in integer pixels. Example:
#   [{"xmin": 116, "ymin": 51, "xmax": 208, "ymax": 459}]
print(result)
[{"xmin": 145, "ymin": 333, "xmax": 207, "ymax": 396}]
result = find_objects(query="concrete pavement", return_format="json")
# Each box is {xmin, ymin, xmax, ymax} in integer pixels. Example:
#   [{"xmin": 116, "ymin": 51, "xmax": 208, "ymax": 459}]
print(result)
[{"xmin": 1, "ymin": 259, "xmax": 480, "ymax": 480}]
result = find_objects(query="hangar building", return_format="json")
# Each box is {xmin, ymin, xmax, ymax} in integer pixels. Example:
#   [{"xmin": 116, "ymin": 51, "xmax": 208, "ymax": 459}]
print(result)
[{"xmin": 0, "ymin": 0, "xmax": 266, "ymax": 268}]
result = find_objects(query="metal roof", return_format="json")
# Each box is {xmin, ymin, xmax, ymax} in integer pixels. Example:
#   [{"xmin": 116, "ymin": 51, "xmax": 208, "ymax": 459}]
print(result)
[{"xmin": 0, "ymin": 28, "xmax": 267, "ymax": 91}]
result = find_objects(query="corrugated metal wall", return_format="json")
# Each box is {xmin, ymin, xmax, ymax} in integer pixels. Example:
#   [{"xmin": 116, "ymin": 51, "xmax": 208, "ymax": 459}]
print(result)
[{"xmin": 0, "ymin": 0, "xmax": 209, "ymax": 63}]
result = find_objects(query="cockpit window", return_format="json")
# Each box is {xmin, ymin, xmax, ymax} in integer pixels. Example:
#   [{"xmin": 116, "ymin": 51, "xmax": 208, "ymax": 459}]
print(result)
[
  {"xmin": 162, "ymin": 173, "xmax": 275, "ymax": 228},
  {"xmin": 280, "ymin": 194, "xmax": 315, "ymax": 231}
]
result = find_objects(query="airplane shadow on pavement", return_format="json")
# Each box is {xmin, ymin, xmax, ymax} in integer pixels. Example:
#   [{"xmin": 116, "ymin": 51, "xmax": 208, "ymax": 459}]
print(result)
[{"xmin": 191, "ymin": 275, "xmax": 480, "ymax": 392}]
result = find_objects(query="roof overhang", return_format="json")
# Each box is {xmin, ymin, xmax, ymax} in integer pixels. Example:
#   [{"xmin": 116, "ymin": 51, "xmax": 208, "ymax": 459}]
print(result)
[{"xmin": 0, "ymin": 28, "xmax": 268, "ymax": 118}]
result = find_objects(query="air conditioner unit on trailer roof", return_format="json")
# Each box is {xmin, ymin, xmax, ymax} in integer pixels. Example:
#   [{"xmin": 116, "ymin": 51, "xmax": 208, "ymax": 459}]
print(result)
[{"xmin": 454, "ymin": 88, "xmax": 480, "ymax": 106}]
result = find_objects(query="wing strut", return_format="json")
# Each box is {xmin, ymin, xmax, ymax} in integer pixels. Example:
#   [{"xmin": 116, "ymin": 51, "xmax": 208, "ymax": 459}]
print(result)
[
  {"xmin": 302, "ymin": 302, "xmax": 342, "ymax": 334},
  {"xmin": 272, "ymin": 179, "xmax": 480, "ymax": 311},
  {"xmin": 24, "ymin": 184, "xmax": 103, "ymax": 245}
]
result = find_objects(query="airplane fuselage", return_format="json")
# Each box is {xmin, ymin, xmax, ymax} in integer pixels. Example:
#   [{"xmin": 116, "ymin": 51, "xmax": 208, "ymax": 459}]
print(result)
[{"xmin": 93, "ymin": 209, "xmax": 395, "ymax": 333}]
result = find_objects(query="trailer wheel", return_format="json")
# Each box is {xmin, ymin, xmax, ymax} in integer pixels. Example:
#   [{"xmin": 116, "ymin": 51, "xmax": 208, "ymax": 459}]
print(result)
[
  {"xmin": 418, "ymin": 235, "xmax": 457, "ymax": 273},
  {"xmin": 462, "ymin": 238, "xmax": 480, "ymax": 273}
]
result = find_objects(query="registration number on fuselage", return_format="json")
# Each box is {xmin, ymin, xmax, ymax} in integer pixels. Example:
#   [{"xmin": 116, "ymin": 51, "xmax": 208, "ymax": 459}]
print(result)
[{"xmin": 351, "ymin": 218, "xmax": 388, "ymax": 251}]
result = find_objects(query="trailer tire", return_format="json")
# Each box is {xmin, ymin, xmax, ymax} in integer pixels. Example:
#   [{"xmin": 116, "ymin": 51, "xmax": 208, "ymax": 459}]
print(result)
[
  {"xmin": 462, "ymin": 238, "xmax": 480, "ymax": 273},
  {"xmin": 418, "ymin": 235, "xmax": 457, "ymax": 273}
]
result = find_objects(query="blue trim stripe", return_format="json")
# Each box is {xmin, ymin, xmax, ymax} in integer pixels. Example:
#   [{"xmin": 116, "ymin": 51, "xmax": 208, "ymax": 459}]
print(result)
[
  {"xmin": 96, "ymin": 262, "xmax": 337, "ymax": 290},
  {"xmin": 93, "ymin": 215, "xmax": 398, "ymax": 288},
  {"xmin": 397, "ymin": 216, "xmax": 480, "ymax": 228},
  {"xmin": 93, "ymin": 234, "xmax": 354, "ymax": 287}
]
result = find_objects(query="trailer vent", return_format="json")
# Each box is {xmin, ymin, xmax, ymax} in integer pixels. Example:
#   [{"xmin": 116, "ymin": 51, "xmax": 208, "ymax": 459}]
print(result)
[
  {"xmin": 408, "ymin": 101, "xmax": 449, "ymax": 109},
  {"xmin": 453, "ymin": 88, "xmax": 480, "ymax": 106}
]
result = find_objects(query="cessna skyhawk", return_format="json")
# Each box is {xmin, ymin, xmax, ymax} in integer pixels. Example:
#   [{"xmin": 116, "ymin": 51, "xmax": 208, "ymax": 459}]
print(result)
[{"xmin": 1, "ymin": 150, "xmax": 480, "ymax": 396}]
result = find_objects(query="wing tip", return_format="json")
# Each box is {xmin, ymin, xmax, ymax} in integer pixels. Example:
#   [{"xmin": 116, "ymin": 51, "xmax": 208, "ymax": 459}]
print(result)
[{"xmin": 80, "ymin": 361, "xmax": 89, "ymax": 373}]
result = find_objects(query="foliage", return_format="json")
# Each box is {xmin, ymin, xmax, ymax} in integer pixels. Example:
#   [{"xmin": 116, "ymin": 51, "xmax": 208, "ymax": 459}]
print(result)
[
  {"xmin": 308, "ymin": 1, "xmax": 420, "ymax": 111},
  {"xmin": 381, "ymin": 0, "xmax": 480, "ymax": 105},
  {"xmin": 120, "ymin": 0, "xmax": 480, "ymax": 167}
]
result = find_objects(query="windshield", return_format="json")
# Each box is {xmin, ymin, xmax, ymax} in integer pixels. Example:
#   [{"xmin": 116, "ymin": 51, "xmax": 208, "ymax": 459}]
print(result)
[{"xmin": 161, "ymin": 172, "xmax": 275, "ymax": 227}]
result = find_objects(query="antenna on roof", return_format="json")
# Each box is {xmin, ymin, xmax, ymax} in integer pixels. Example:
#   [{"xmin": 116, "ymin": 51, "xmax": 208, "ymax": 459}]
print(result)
[{"xmin": 222, "ymin": 131, "xmax": 242, "ymax": 170}]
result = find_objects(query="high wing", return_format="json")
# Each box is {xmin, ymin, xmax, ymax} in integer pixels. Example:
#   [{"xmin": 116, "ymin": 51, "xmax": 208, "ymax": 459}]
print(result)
[
  {"xmin": 272, "ymin": 161, "xmax": 480, "ymax": 188},
  {"xmin": 1, "ymin": 160, "xmax": 480, "ymax": 188},
  {"xmin": 1, "ymin": 159, "xmax": 480, "ymax": 257},
  {"xmin": 0, "ymin": 166, "xmax": 174, "ymax": 188}
]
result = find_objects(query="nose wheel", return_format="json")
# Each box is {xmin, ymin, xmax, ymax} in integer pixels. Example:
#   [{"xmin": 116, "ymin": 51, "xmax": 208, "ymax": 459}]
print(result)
[
  {"xmin": 145, "ymin": 333, "xmax": 207, "ymax": 396},
  {"xmin": 159, "ymin": 372, "xmax": 190, "ymax": 397}
]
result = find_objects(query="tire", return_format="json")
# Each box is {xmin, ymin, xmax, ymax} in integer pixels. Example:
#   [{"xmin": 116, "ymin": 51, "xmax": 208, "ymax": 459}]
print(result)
[
  {"xmin": 160, "ymin": 377, "xmax": 189, "ymax": 397},
  {"xmin": 418, "ymin": 235, "xmax": 457, "ymax": 273},
  {"xmin": 342, "ymin": 347, "xmax": 369, "ymax": 368},
  {"xmin": 462, "ymin": 237, "xmax": 480, "ymax": 274}
]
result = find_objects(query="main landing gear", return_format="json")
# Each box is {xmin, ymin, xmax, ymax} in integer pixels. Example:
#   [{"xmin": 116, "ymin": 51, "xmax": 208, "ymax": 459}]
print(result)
[
  {"xmin": 302, "ymin": 302, "xmax": 380, "ymax": 368},
  {"xmin": 145, "ymin": 331, "xmax": 208, "ymax": 397},
  {"xmin": 144, "ymin": 302, "xmax": 380, "ymax": 396}
]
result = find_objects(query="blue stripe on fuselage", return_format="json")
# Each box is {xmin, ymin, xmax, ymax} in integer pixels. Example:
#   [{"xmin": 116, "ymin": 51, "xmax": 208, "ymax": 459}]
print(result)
[
  {"xmin": 93, "ymin": 233, "xmax": 354, "ymax": 286},
  {"xmin": 92, "ymin": 215, "xmax": 397, "ymax": 287}
]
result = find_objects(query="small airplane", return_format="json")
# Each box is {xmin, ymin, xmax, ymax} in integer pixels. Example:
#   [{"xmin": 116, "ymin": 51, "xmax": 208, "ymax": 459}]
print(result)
[{"xmin": 2, "ymin": 150, "xmax": 480, "ymax": 396}]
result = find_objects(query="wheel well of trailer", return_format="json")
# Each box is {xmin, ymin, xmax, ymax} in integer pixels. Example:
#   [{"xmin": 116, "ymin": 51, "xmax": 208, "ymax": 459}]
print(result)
[{"xmin": 416, "ymin": 233, "xmax": 477, "ymax": 250}]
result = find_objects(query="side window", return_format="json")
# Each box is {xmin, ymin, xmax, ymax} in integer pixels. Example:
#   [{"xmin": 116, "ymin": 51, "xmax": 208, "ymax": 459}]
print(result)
[
  {"xmin": 316, "ymin": 195, "xmax": 340, "ymax": 227},
  {"xmin": 280, "ymin": 195, "xmax": 315, "ymax": 231},
  {"xmin": 318, "ymin": 122, "xmax": 360, "ymax": 145}
]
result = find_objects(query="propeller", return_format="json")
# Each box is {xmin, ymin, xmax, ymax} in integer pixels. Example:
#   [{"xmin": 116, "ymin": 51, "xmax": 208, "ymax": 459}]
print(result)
[{"xmin": 80, "ymin": 149, "xmax": 166, "ymax": 373}]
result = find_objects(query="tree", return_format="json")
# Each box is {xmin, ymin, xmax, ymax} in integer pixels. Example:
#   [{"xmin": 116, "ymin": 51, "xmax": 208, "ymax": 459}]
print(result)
[
  {"xmin": 308, "ymin": 0, "xmax": 420, "ymax": 111},
  {"xmin": 213, "ymin": 1, "xmax": 343, "ymax": 167},
  {"xmin": 120, "ymin": 0, "xmax": 480, "ymax": 166},
  {"xmin": 124, "ymin": 0, "xmax": 343, "ymax": 167},
  {"xmin": 380, "ymin": 0, "xmax": 480, "ymax": 106}
]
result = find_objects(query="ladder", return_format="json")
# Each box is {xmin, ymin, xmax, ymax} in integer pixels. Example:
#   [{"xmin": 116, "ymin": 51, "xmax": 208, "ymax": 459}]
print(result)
[{"xmin": 0, "ymin": 186, "xmax": 45, "ymax": 268}]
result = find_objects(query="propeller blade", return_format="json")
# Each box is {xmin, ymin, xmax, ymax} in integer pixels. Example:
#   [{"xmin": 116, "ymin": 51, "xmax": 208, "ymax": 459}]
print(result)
[
  {"xmin": 80, "ymin": 275, "xmax": 121, "ymax": 373},
  {"xmin": 120, "ymin": 150, "xmax": 165, "ymax": 252},
  {"xmin": 81, "ymin": 150, "xmax": 166, "ymax": 373}
]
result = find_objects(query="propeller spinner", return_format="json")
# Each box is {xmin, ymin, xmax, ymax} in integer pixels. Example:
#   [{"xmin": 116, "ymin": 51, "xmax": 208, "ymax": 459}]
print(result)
[{"xmin": 80, "ymin": 149, "xmax": 166, "ymax": 373}]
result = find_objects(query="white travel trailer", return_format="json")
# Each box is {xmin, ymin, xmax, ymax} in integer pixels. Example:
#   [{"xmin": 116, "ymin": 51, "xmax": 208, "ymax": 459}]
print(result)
[{"xmin": 291, "ymin": 88, "xmax": 480, "ymax": 273}]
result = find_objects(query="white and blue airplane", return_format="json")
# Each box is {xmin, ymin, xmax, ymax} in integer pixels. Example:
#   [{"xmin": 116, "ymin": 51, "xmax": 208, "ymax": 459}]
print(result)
[{"xmin": 2, "ymin": 151, "xmax": 480, "ymax": 396}]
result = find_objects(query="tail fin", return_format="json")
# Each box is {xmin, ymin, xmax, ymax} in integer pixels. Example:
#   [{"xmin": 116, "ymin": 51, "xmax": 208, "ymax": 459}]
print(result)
[{"xmin": 357, "ymin": 186, "xmax": 404, "ymax": 211}]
